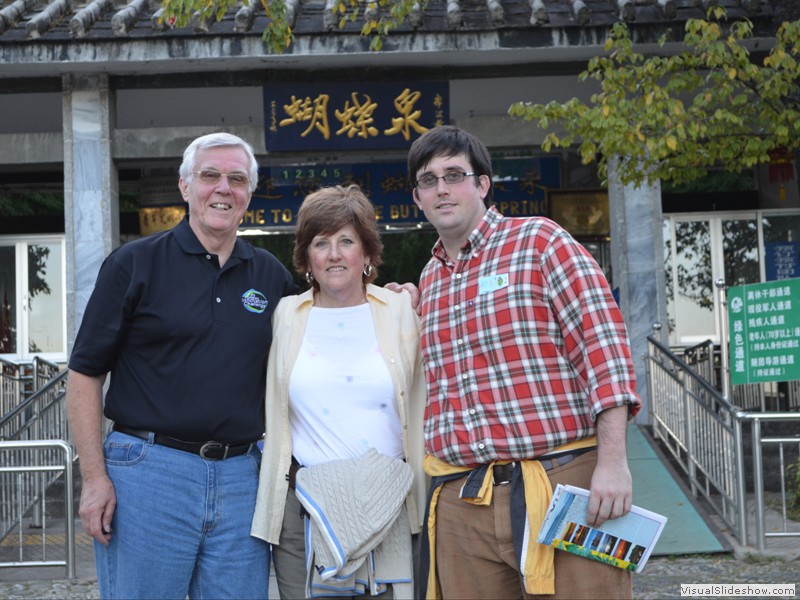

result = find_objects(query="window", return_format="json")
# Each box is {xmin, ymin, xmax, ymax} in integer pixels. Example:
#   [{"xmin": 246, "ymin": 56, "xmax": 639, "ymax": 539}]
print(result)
[
  {"xmin": 0, "ymin": 236, "xmax": 66, "ymax": 361},
  {"xmin": 663, "ymin": 210, "xmax": 798, "ymax": 347}
]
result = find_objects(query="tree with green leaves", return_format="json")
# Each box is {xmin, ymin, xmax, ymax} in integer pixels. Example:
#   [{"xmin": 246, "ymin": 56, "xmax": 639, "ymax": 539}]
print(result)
[
  {"xmin": 508, "ymin": 8, "xmax": 800, "ymax": 188},
  {"xmin": 161, "ymin": 0, "xmax": 424, "ymax": 52}
]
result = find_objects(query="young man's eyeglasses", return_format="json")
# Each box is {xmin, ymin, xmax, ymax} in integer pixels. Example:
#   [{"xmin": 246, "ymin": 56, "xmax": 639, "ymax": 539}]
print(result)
[
  {"xmin": 194, "ymin": 169, "xmax": 250, "ymax": 189},
  {"xmin": 415, "ymin": 172, "xmax": 477, "ymax": 190}
]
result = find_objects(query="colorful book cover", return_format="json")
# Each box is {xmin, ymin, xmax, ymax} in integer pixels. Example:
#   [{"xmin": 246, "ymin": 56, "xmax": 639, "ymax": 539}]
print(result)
[{"xmin": 537, "ymin": 484, "xmax": 668, "ymax": 573}]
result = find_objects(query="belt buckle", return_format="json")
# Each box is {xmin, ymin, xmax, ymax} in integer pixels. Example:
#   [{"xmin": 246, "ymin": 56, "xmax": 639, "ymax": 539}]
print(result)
[
  {"xmin": 200, "ymin": 441, "xmax": 228, "ymax": 460},
  {"xmin": 493, "ymin": 463, "xmax": 514, "ymax": 486}
]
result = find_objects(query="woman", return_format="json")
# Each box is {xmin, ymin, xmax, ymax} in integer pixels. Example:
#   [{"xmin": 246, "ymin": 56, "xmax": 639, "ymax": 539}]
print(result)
[{"xmin": 251, "ymin": 184, "xmax": 426, "ymax": 599}]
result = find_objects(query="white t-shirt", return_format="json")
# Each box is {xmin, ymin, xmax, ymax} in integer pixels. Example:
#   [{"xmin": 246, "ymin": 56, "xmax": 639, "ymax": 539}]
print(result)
[{"xmin": 289, "ymin": 303, "xmax": 403, "ymax": 467}]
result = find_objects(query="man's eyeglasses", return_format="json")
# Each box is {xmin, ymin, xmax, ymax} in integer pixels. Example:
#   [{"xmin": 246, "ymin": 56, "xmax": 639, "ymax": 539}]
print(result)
[
  {"xmin": 415, "ymin": 171, "xmax": 478, "ymax": 190},
  {"xmin": 194, "ymin": 169, "xmax": 250, "ymax": 189}
]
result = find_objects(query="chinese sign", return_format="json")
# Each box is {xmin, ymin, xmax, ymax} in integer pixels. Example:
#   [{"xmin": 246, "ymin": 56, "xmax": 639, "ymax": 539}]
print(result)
[
  {"xmin": 241, "ymin": 156, "xmax": 560, "ymax": 229},
  {"xmin": 728, "ymin": 278, "xmax": 800, "ymax": 384},
  {"xmin": 765, "ymin": 241, "xmax": 799, "ymax": 281},
  {"xmin": 264, "ymin": 81, "xmax": 448, "ymax": 151}
]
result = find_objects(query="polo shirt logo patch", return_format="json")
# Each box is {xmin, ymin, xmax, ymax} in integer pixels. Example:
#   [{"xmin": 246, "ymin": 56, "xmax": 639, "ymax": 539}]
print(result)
[
  {"xmin": 478, "ymin": 274, "xmax": 509, "ymax": 295},
  {"xmin": 241, "ymin": 289, "xmax": 269, "ymax": 313}
]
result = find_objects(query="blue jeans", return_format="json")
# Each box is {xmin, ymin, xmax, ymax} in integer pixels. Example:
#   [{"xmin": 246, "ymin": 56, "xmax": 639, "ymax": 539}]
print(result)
[{"xmin": 95, "ymin": 430, "xmax": 270, "ymax": 599}]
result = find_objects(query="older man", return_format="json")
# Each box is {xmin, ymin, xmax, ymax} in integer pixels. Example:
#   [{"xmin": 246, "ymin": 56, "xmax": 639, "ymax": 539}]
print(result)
[{"xmin": 67, "ymin": 132, "xmax": 298, "ymax": 599}]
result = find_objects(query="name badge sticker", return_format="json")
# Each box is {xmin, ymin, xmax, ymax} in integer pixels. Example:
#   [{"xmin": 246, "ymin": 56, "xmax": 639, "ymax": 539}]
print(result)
[{"xmin": 478, "ymin": 274, "xmax": 509, "ymax": 295}]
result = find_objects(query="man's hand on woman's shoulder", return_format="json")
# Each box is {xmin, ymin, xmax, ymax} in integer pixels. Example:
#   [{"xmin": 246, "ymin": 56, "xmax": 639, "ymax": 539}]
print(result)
[{"xmin": 385, "ymin": 282, "xmax": 421, "ymax": 314}]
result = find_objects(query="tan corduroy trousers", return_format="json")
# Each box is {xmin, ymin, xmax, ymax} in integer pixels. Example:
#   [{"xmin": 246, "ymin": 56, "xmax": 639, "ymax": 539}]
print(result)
[{"xmin": 434, "ymin": 450, "xmax": 633, "ymax": 600}]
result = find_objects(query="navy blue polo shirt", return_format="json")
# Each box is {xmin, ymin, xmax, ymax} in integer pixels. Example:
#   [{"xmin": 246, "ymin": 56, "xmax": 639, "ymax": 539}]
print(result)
[{"xmin": 69, "ymin": 217, "xmax": 299, "ymax": 444}]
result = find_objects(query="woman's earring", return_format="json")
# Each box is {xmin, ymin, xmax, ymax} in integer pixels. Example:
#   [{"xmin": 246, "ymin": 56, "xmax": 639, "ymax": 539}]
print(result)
[
  {"xmin": 362, "ymin": 264, "xmax": 373, "ymax": 278},
  {"xmin": 305, "ymin": 272, "xmax": 314, "ymax": 283}
]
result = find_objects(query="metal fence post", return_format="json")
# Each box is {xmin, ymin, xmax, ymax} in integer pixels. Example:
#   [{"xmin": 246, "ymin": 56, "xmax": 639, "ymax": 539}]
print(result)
[
  {"xmin": 716, "ymin": 279, "xmax": 731, "ymax": 401},
  {"xmin": 751, "ymin": 417, "xmax": 766, "ymax": 550},
  {"xmin": 733, "ymin": 412, "xmax": 748, "ymax": 546}
]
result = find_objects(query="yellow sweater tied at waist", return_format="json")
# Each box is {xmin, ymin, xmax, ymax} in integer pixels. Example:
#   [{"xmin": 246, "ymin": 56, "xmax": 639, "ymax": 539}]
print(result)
[{"xmin": 422, "ymin": 437, "xmax": 597, "ymax": 598}]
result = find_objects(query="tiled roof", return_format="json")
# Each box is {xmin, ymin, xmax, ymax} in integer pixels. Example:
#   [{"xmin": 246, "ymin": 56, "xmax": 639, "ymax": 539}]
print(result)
[
  {"xmin": 0, "ymin": 0, "xmax": 789, "ymax": 80},
  {"xmin": 0, "ymin": 0, "xmax": 781, "ymax": 44}
]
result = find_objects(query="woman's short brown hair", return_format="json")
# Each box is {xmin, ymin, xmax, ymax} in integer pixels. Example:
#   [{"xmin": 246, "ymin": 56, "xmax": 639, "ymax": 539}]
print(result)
[{"xmin": 293, "ymin": 184, "xmax": 383, "ymax": 289}]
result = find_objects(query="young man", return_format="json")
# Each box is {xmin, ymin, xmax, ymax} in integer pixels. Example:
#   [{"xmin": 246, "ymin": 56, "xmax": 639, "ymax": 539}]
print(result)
[
  {"xmin": 67, "ymin": 132, "xmax": 298, "ymax": 599},
  {"xmin": 408, "ymin": 126, "xmax": 641, "ymax": 599}
]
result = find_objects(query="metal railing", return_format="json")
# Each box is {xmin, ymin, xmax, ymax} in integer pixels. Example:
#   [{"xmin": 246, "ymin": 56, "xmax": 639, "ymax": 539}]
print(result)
[
  {"xmin": 647, "ymin": 334, "xmax": 800, "ymax": 549},
  {"xmin": 743, "ymin": 412, "xmax": 800, "ymax": 551},
  {"xmin": 647, "ymin": 336, "xmax": 745, "ymax": 541},
  {"xmin": 0, "ymin": 366, "xmax": 75, "ymax": 577},
  {"xmin": 0, "ymin": 359, "xmax": 23, "ymax": 419},
  {"xmin": 1, "ymin": 357, "xmax": 62, "ymax": 418},
  {"xmin": 682, "ymin": 341, "xmax": 800, "ymax": 412},
  {"xmin": 0, "ymin": 369, "xmax": 70, "ymax": 444},
  {"xmin": 0, "ymin": 440, "xmax": 75, "ymax": 577}
]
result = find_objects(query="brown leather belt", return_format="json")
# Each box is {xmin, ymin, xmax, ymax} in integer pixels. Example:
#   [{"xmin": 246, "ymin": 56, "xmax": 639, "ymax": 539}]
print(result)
[
  {"xmin": 287, "ymin": 456, "xmax": 302, "ymax": 490},
  {"xmin": 112, "ymin": 424, "xmax": 254, "ymax": 461}
]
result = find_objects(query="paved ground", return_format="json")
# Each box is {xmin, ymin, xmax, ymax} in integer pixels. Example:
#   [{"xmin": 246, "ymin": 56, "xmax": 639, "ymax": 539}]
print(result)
[
  {"xmin": 0, "ymin": 552, "xmax": 798, "ymax": 599},
  {"xmin": 0, "ymin": 516, "xmax": 797, "ymax": 600},
  {"xmin": 1, "ymin": 473, "xmax": 797, "ymax": 599}
]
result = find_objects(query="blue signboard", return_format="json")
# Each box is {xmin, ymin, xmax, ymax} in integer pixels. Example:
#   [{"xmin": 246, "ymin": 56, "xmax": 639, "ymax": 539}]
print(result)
[
  {"xmin": 765, "ymin": 241, "xmax": 800, "ymax": 281},
  {"xmin": 264, "ymin": 81, "xmax": 448, "ymax": 151},
  {"xmin": 241, "ymin": 156, "xmax": 561, "ymax": 229}
]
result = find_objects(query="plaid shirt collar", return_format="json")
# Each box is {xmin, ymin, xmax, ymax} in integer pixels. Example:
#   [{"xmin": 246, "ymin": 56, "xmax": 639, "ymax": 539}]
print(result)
[{"xmin": 431, "ymin": 206, "xmax": 502, "ymax": 265}]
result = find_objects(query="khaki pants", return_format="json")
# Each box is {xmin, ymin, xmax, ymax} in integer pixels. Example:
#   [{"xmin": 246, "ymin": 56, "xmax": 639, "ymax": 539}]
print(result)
[
  {"xmin": 272, "ymin": 490, "xmax": 399, "ymax": 600},
  {"xmin": 434, "ymin": 450, "xmax": 632, "ymax": 600}
]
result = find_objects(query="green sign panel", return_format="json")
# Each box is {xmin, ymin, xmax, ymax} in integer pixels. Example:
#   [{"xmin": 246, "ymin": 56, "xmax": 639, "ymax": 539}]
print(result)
[{"xmin": 728, "ymin": 278, "xmax": 800, "ymax": 385}]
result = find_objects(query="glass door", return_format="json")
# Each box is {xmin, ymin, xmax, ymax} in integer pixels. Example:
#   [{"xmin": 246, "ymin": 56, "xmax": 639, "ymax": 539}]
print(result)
[
  {"xmin": 666, "ymin": 217, "xmax": 716, "ymax": 345},
  {"xmin": 664, "ymin": 213, "xmax": 759, "ymax": 346},
  {"xmin": 0, "ymin": 236, "xmax": 66, "ymax": 362}
]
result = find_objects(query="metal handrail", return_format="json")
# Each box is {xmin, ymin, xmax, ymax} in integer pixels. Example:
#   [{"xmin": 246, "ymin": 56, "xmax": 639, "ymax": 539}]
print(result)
[
  {"xmin": 0, "ymin": 369, "xmax": 69, "ymax": 441},
  {"xmin": 0, "ymin": 439, "xmax": 75, "ymax": 578},
  {"xmin": 0, "ymin": 357, "xmax": 62, "ymax": 422},
  {"xmin": 646, "ymin": 334, "xmax": 745, "ymax": 542},
  {"xmin": 0, "ymin": 358, "xmax": 22, "ymax": 420},
  {"xmin": 647, "ymin": 333, "xmax": 800, "ymax": 549},
  {"xmin": 0, "ymin": 366, "xmax": 76, "ymax": 577},
  {"xmin": 737, "ymin": 411, "xmax": 800, "ymax": 551}
]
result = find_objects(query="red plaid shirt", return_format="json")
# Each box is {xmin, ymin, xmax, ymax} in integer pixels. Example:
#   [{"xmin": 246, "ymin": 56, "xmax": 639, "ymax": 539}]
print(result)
[{"xmin": 419, "ymin": 208, "xmax": 641, "ymax": 467}]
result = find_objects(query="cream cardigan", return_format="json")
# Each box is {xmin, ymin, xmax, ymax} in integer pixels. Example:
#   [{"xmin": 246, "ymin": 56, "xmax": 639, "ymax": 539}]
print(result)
[{"xmin": 250, "ymin": 284, "xmax": 428, "ymax": 545}]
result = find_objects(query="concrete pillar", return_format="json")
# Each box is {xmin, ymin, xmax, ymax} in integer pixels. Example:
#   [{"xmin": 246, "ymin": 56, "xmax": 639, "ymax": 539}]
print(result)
[
  {"xmin": 608, "ymin": 156, "xmax": 668, "ymax": 425},
  {"xmin": 63, "ymin": 74, "xmax": 118, "ymax": 354}
]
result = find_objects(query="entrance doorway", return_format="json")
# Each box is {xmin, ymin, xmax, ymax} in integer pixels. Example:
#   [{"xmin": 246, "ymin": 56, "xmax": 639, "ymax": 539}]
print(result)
[{"xmin": 663, "ymin": 210, "xmax": 800, "ymax": 347}]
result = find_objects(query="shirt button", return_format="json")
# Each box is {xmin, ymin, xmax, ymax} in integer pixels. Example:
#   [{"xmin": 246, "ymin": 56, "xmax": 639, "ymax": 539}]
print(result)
[
  {"xmin": 478, "ymin": 443, "xmax": 485, "ymax": 450},
  {"xmin": 454, "ymin": 304, "xmax": 461, "ymax": 310},
  {"xmin": 457, "ymin": 339, "xmax": 463, "ymax": 345},
  {"xmin": 469, "ymin": 408, "xmax": 476, "ymax": 415},
  {"xmin": 462, "ymin": 373, "xmax": 468, "ymax": 379},
  {"xmin": 390, "ymin": 358, "xmax": 396, "ymax": 364},
  {"xmin": 206, "ymin": 254, "xmax": 212, "ymax": 260},
  {"xmin": 455, "ymin": 273, "xmax": 462, "ymax": 279},
  {"xmin": 216, "ymin": 297, "xmax": 221, "ymax": 303}
]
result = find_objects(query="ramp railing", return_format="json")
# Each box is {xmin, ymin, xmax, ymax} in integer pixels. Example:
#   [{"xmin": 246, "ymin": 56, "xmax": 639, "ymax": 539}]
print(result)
[
  {"xmin": 0, "ymin": 439, "xmax": 75, "ymax": 578},
  {"xmin": 647, "ymin": 334, "xmax": 800, "ymax": 549},
  {"xmin": 0, "ymin": 367, "xmax": 75, "ymax": 577},
  {"xmin": 646, "ymin": 335, "xmax": 745, "ymax": 542}
]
